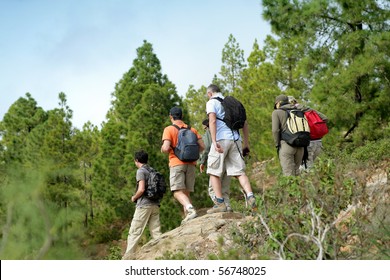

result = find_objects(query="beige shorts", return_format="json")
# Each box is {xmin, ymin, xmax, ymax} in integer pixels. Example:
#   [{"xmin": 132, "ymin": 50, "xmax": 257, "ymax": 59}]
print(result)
[
  {"xmin": 207, "ymin": 139, "xmax": 246, "ymax": 177},
  {"xmin": 169, "ymin": 164, "xmax": 196, "ymax": 192}
]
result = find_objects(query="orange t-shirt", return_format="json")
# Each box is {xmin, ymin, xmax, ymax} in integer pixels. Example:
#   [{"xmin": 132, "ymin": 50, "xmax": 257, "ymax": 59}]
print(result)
[{"xmin": 162, "ymin": 120, "xmax": 202, "ymax": 167}]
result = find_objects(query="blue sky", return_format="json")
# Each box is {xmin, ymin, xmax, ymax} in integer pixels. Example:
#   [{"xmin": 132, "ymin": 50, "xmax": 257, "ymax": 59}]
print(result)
[{"xmin": 0, "ymin": 0, "xmax": 271, "ymax": 129}]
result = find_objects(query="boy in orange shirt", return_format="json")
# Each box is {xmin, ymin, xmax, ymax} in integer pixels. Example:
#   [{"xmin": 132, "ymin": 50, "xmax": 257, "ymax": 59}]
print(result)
[{"xmin": 161, "ymin": 107, "xmax": 205, "ymax": 224}]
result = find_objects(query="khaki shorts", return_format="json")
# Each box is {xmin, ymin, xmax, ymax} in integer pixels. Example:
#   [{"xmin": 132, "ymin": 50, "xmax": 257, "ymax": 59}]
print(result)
[
  {"xmin": 207, "ymin": 139, "xmax": 246, "ymax": 177},
  {"xmin": 169, "ymin": 164, "xmax": 196, "ymax": 192}
]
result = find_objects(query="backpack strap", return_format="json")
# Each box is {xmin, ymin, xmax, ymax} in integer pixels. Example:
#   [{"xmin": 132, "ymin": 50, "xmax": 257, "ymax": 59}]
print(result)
[
  {"xmin": 278, "ymin": 107, "xmax": 290, "ymax": 113},
  {"xmin": 141, "ymin": 164, "xmax": 151, "ymax": 172},
  {"xmin": 278, "ymin": 107, "xmax": 293, "ymax": 120},
  {"xmin": 137, "ymin": 164, "xmax": 151, "ymax": 196},
  {"xmin": 171, "ymin": 124, "xmax": 190, "ymax": 130},
  {"xmin": 211, "ymin": 97, "xmax": 225, "ymax": 123},
  {"xmin": 212, "ymin": 96, "xmax": 224, "ymax": 103}
]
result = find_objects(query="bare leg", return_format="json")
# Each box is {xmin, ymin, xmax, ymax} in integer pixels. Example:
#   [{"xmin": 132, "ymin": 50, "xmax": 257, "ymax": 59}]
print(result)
[
  {"xmin": 210, "ymin": 174, "xmax": 222, "ymax": 198},
  {"xmin": 237, "ymin": 174, "xmax": 252, "ymax": 195}
]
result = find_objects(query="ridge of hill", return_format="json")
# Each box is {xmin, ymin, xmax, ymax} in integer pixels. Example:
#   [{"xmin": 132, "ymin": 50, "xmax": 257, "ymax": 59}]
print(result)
[{"xmin": 93, "ymin": 158, "xmax": 389, "ymax": 260}]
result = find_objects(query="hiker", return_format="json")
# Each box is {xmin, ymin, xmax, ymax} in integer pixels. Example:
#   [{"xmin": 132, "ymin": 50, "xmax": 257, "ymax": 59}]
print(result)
[
  {"xmin": 288, "ymin": 96, "xmax": 329, "ymax": 170},
  {"xmin": 123, "ymin": 150, "xmax": 162, "ymax": 259},
  {"xmin": 272, "ymin": 94, "xmax": 305, "ymax": 176},
  {"xmin": 205, "ymin": 84, "xmax": 256, "ymax": 213},
  {"xmin": 199, "ymin": 118, "xmax": 232, "ymax": 212},
  {"xmin": 161, "ymin": 107, "xmax": 205, "ymax": 224}
]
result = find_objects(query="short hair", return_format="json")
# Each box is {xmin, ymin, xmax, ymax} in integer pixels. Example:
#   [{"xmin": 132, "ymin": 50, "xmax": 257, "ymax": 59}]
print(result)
[
  {"xmin": 202, "ymin": 118, "xmax": 209, "ymax": 127},
  {"xmin": 169, "ymin": 106, "xmax": 183, "ymax": 120},
  {"xmin": 134, "ymin": 150, "xmax": 148, "ymax": 164},
  {"xmin": 207, "ymin": 84, "xmax": 220, "ymax": 93}
]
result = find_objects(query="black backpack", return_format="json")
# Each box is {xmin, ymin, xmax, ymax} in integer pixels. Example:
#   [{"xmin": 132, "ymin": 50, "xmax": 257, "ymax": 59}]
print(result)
[
  {"xmin": 142, "ymin": 166, "xmax": 166, "ymax": 201},
  {"xmin": 172, "ymin": 124, "xmax": 200, "ymax": 162},
  {"xmin": 213, "ymin": 96, "xmax": 247, "ymax": 130},
  {"xmin": 281, "ymin": 109, "xmax": 311, "ymax": 147}
]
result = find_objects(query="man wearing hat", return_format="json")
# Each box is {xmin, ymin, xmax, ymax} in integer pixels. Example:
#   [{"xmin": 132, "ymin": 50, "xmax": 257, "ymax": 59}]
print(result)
[
  {"xmin": 161, "ymin": 107, "xmax": 205, "ymax": 224},
  {"xmin": 272, "ymin": 94, "xmax": 304, "ymax": 176},
  {"xmin": 288, "ymin": 96, "xmax": 329, "ymax": 170}
]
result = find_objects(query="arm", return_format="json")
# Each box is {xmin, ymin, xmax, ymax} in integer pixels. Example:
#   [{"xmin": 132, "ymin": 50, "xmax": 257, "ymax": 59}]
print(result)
[
  {"xmin": 161, "ymin": 139, "xmax": 172, "ymax": 153},
  {"xmin": 199, "ymin": 130, "xmax": 211, "ymax": 164},
  {"xmin": 191, "ymin": 126, "xmax": 205, "ymax": 153},
  {"xmin": 241, "ymin": 120, "xmax": 250, "ymax": 156},
  {"xmin": 197, "ymin": 138, "xmax": 205, "ymax": 153},
  {"xmin": 209, "ymin": 112, "xmax": 217, "ymax": 144},
  {"xmin": 242, "ymin": 120, "xmax": 250, "ymax": 149},
  {"xmin": 209, "ymin": 112, "xmax": 223, "ymax": 153},
  {"xmin": 131, "ymin": 179, "xmax": 145, "ymax": 202},
  {"xmin": 271, "ymin": 110, "xmax": 281, "ymax": 147},
  {"xmin": 199, "ymin": 130, "xmax": 211, "ymax": 173},
  {"xmin": 197, "ymin": 137, "xmax": 206, "ymax": 172},
  {"xmin": 161, "ymin": 127, "xmax": 172, "ymax": 154}
]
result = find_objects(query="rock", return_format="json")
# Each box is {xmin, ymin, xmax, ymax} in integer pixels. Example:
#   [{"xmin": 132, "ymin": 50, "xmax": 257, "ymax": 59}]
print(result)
[{"xmin": 122, "ymin": 210, "xmax": 251, "ymax": 260}]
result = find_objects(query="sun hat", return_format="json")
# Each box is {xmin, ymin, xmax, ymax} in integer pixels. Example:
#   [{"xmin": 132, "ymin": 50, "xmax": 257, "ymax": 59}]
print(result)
[{"xmin": 274, "ymin": 95, "xmax": 288, "ymax": 109}]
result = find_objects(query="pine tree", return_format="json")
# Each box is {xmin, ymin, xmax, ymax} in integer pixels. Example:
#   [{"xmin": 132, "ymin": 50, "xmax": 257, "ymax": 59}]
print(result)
[
  {"xmin": 239, "ymin": 39, "xmax": 281, "ymax": 159},
  {"xmin": 219, "ymin": 34, "xmax": 247, "ymax": 94},
  {"xmin": 0, "ymin": 92, "xmax": 86, "ymax": 259},
  {"xmin": 183, "ymin": 85, "xmax": 209, "ymax": 130},
  {"xmin": 72, "ymin": 122, "xmax": 100, "ymax": 227},
  {"xmin": 262, "ymin": 0, "xmax": 390, "ymax": 144},
  {"xmin": 91, "ymin": 40, "xmax": 182, "ymax": 240},
  {"xmin": 0, "ymin": 93, "xmax": 47, "ymax": 164}
]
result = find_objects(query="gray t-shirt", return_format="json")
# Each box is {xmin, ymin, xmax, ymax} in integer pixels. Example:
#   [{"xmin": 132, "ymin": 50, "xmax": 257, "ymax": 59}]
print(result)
[{"xmin": 135, "ymin": 165, "xmax": 160, "ymax": 208}]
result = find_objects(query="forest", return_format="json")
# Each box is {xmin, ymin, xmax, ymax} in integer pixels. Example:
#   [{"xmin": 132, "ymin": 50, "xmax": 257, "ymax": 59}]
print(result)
[{"xmin": 0, "ymin": 0, "xmax": 389, "ymax": 260}]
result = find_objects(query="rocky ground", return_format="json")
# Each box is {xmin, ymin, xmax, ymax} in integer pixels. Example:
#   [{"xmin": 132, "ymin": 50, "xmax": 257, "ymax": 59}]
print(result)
[{"xmin": 122, "ymin": 209, "xmax": 256, "ymax": 260}]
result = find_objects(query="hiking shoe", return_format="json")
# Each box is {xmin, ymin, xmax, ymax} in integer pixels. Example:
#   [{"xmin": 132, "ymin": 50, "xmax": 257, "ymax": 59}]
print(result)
[
  {"xmin": 207, "ymin": 202, "xmax": 227, "ymax": 214},
  {"xmin": 247, "ymin": 195, "xmax": 257, "ymax": 211},
  {"xmin": 182, "ymin": 207, "xmax": 197, "ymax": 224},
  {"xmin": 226, "ymin": 205, "xmax": 233, "ymax": 213}
]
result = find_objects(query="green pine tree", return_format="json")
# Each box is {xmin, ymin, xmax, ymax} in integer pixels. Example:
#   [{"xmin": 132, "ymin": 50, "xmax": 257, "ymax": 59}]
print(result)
[
  {"xmin": 219, "ymin": 34, "xmax": 247, "ymax": 94},
  {"xmin": 262, "ymin": 0, "xmax": 390, "ymax": 145},
  {"xmin": 91, "ymin": 40, "xmax": 183, "ymax": 241},
  {"xmin": 0, "ymin": 93, "xmax": 47, "ymax": 164}
]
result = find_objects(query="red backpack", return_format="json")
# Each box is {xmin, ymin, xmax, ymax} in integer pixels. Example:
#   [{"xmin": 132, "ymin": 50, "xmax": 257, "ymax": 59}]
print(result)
[{"xmin": 304, "ymin": 110, "xmax": 329, "ymax": 140}]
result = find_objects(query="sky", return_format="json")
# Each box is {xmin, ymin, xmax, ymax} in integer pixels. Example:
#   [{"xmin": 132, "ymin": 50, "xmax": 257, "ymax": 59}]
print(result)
[{"xmin": 0, "ymin": 0, "xmax": 271, "ymax": 129}]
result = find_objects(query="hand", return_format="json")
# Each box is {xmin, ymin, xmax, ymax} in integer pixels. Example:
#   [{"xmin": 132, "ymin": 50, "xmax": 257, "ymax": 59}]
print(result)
[
  {"xmin": 131, "ymin": 195, "xmax": 137, "ymax": 202},
  {"xmin": 214, "ymin": 142, "xmax": 224, "ymax": 153},
  {"xmin": 243, "ymin": 147, "xmax": 250, "ymax": 157},
  {"xmin": 200, "ymin": 164, "xmax": 205, "ymax": 173}
]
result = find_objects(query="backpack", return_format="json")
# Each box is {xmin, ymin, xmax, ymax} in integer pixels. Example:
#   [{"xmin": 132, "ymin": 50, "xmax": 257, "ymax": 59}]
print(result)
[
  {"xmin": 281, "ymin": 109, "xmax": 311, "ymax": 147},
  {"xmin": 172, "ymin": 124, "xmax": 200, "ymax": 162},
  {"xmin": 304, "ymin": 110, "xmax": 329, "ymax": 140},
  {"xmin": 142, "ymin": 166, "xmax": 166, "ymax": 201},
  {"xmin": 213, "ymin": 96, "xmax": 247, "ymax": 130}
]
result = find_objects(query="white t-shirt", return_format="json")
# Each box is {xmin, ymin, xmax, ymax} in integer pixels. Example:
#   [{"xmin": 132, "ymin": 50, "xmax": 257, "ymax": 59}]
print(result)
[{"xmin": 206, "ymin": 93, "xmax": 241, "ymax": 142}]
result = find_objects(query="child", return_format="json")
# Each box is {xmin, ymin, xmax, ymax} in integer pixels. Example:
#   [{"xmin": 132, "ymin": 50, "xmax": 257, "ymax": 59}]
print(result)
[{"xmin": 123, "ymin": 150, "xmax": 162, "ymax": 259}]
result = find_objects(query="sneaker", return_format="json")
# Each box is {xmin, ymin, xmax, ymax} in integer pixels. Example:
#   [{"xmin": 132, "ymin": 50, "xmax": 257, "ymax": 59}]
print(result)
[
  {"xmin": 247, "ymin": 195, "xmax": 257, "ymax": 211},
  {"xmin": 226, "ymin": 205, "xmax": 233, "ymax": 213},
  {"xmin": 207, "ymin": 202, "xmax": 227, "ymax": 214},
  {"xmin": 182, "ymin": 207, "xmax": 197, "ymax": 223}
]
